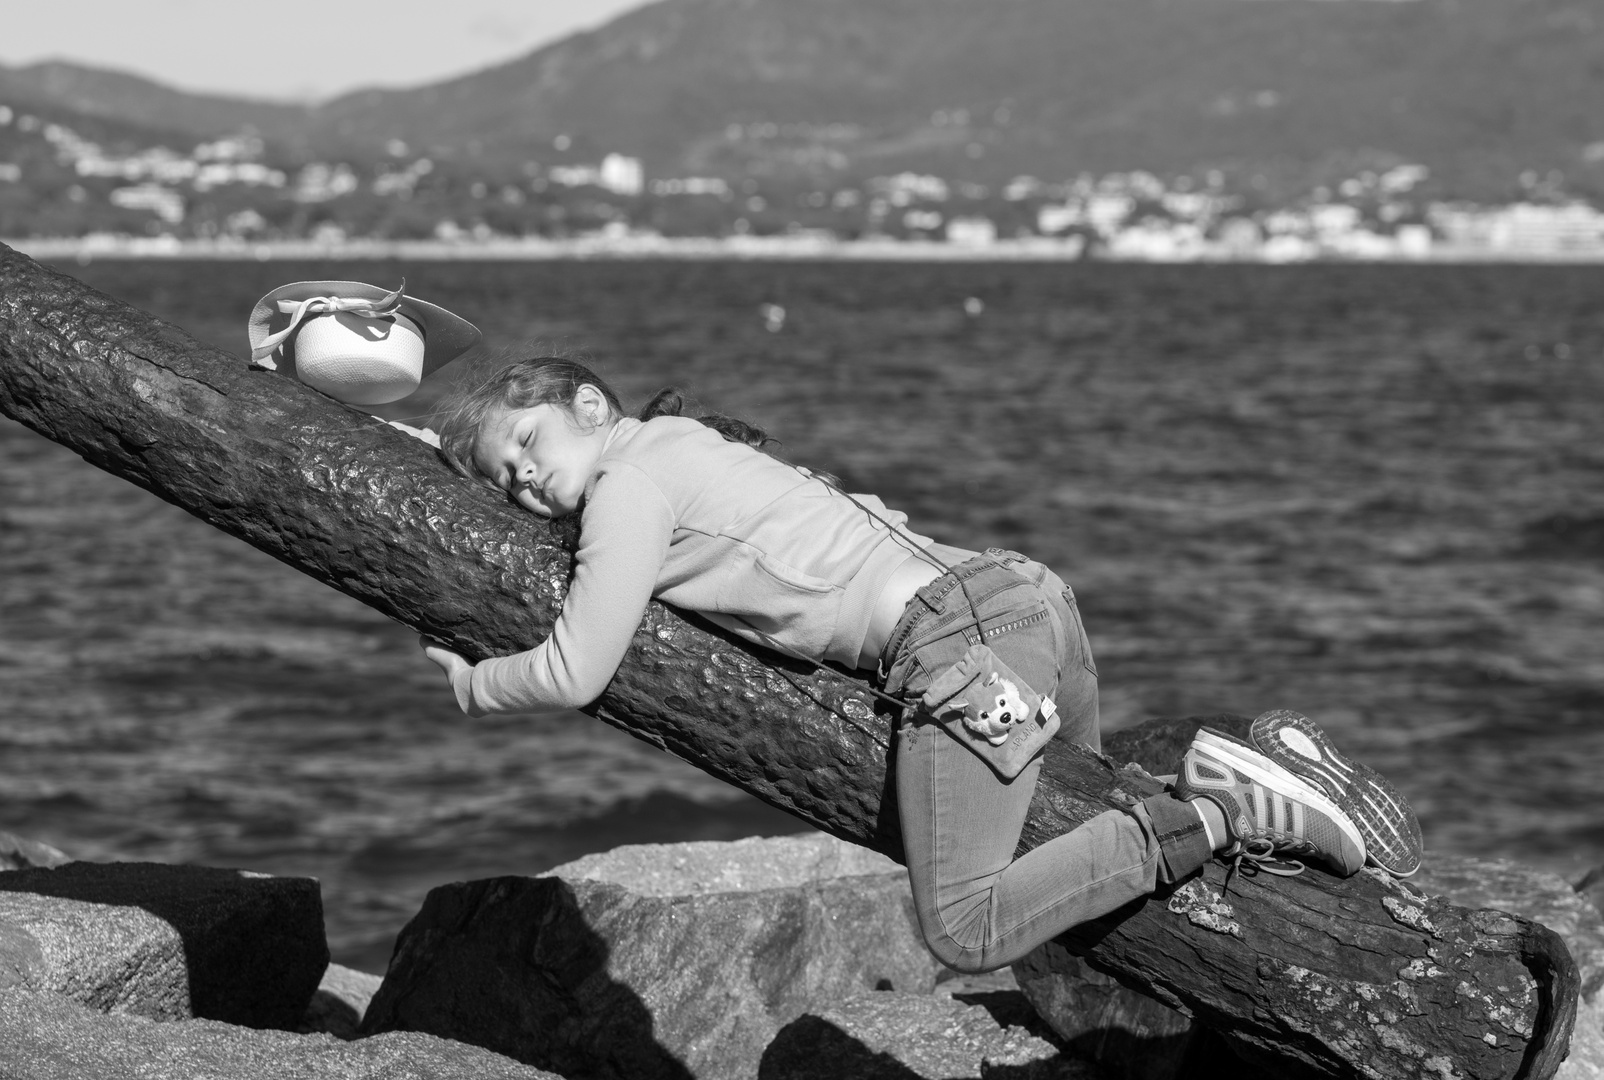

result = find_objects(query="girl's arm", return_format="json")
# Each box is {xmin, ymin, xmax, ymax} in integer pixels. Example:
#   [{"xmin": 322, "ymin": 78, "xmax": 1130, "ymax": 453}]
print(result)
[{"xmin": 436, "ymin": 463, "xmax": 674, "ymax": 714}]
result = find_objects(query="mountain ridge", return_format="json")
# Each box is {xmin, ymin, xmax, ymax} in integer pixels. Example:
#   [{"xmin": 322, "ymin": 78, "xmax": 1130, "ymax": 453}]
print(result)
[
  {"xmin": 0, "ymin": 60, "xmax": 312, "ymax": 140},
  {"xmin": 3, "ymin": 0, "xmax": 1601, "ymax": 200}
]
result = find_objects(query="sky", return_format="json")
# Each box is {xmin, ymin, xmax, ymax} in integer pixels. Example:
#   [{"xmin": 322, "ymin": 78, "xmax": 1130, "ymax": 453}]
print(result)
[{"xmin": 0, "ymin": 0, "xmax": 653, "ymax": 102}]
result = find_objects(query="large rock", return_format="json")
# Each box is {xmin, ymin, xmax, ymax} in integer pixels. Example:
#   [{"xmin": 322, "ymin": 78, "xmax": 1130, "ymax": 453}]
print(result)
[
  {"xmin": 1562, "ymin": 1000, "xmax": 1604, "ymax": 1080},
  {"xmin": 361, "ymin": 834, "xmax": 949, "ymax": 1079},
  {"xmin": 0, "ymin": 989, "xmax": 561, "ymax": 1080},
  {"xmin": 1010, "ymin": 946, "xmax": 1198, "ymax": 1080},
  {"xmin": 1577, "ymin": 866, "xmax": 1604, "ymax": 920},
  {"xmin": 299, "ymin": 964, "xmax": 386, "ymax": 1041},
  {"xmin": 0, "ymin": 862, "xmax": 327, "ymax": 1029},
  {"xmin": 759, "ymin": 990, "xmax": 1095, "ymax": 1080}
]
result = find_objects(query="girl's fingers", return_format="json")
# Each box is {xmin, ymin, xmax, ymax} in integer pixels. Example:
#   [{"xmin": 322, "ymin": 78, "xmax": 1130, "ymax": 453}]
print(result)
[{"xmin": 420, "ymin": 639, "xmax": 470, "ymax": 677}]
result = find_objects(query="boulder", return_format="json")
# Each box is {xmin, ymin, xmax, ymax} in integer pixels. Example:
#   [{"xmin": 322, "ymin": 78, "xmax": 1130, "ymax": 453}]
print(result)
[
  {"xmin": 361, "ymin": 833, "xmax": 949, "ymax": 1079},
  {"xmin": 933, "ymin": 965, "xmax": 1057, "ymax": 1033},
  {"xmin": 299, "ymin": 964, "xmax": 386, "ymax": 1041},
  {"xmin": 1010, "ymin": 946, "xmax": 1197, "ymax": 1080},
  {"xmin": 552, "ymin": 831, "xmax": 906, "ymax": 893},
  {"xmin": 1557, "ymin": 996, "xmax": 1604, "ymax": 1080},
  {"xmin": 0, "ymin": 989, "xmax": 561, "ymax": 1079},
  {"xmin": 0, "ymin": 861, "xmax": 327, "ymax": 1029},
  {"xmin": 1575, "ymin": 866, "xmax": 1604, "ymax": 942},
  {"xmin": 758, "ymin": 989, "xmax": 1094, "ymax": 1079}
]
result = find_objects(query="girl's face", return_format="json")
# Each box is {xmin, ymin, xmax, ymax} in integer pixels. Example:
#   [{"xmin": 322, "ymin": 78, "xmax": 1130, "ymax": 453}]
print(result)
[{"xmin": 473, "ymin": 386, "xmax": 615, "ymax": 518}]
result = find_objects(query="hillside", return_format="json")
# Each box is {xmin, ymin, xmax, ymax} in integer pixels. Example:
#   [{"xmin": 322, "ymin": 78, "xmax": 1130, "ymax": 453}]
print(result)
[
  {"xmin": 2, "ymin": 0, "xmax": 1601, "ymax": 200},
  {"xmin": 0, "ymin": 61, "xmax": 311, "ymax": 142},
  {"xmin": 306, "ymin": 0, "xmax": 1604, "ymax": 198}
]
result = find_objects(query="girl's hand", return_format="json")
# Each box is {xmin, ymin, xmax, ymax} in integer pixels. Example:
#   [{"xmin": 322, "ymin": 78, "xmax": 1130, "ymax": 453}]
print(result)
[{"xmin": 419, "ymin": 635, "xmax": 473, "ymax": 684}]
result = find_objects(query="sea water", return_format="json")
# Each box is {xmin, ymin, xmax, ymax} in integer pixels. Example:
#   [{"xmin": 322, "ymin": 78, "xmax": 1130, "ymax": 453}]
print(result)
[{"xmin": 1, "ymin": 258, "xmax": 1600, "ymax": 971}]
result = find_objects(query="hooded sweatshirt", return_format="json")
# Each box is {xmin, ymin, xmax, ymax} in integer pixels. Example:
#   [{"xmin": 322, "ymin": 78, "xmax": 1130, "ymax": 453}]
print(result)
[{"xmin": 452, "ymin": 415, "xmax": 976, "ymax": 714}]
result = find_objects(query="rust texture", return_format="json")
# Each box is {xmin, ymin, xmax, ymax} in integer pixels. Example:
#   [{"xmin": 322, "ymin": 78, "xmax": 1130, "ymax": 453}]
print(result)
[{"xmin": 0, "ymin": 243, "xmax": 1577, "ymax": 1079}]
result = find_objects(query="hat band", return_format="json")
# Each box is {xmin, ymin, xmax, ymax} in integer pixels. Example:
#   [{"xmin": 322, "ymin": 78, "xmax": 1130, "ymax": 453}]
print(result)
[{"xmin": 250, "ymin": 280, "xmax": 408, "ymax": 366}]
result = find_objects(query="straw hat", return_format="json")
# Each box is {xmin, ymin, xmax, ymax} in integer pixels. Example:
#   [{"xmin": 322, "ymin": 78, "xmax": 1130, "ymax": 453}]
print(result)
[{"xmin": 247, "ymin": 280, "xmax": 481, "ymax": 405}]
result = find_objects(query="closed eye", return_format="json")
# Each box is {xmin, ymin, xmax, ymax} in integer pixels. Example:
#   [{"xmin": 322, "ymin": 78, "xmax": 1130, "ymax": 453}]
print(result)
[
  {"xmin": 497, "ymin": 425, "xmax": 534, "ymax": 491},
  {"xmin": 512, "ymin": 427, "xmax": 536, "ymax": 488}
]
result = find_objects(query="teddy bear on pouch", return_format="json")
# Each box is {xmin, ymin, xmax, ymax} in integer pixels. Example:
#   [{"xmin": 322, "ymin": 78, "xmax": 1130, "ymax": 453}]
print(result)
[{"xmin": 962, "ymin": 672, "xmax": 1032, "ymax": 746}]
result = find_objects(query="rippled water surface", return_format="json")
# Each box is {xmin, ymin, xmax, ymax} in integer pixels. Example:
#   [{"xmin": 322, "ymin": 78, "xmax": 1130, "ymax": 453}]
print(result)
[{"xmin": 2, "ymin": 258, "xmax": 1601, "ymax": 970}]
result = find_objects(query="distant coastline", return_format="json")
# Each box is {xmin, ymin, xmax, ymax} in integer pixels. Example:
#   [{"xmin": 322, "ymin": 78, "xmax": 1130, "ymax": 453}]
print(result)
[{"xmin": 10, "ymin": 234, "xmax": 1604, "ymax": 264}]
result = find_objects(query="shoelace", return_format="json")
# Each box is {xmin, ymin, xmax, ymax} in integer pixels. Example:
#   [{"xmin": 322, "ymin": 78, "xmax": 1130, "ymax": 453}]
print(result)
[{"xmin": 1220, "ymin": 837, "xmax": 1305, "ymax": 901}]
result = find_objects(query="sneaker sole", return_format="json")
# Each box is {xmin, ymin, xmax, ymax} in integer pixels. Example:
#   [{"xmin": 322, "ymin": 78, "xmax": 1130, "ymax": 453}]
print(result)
[
  {"xmin": 1249, "ymin": 710, "xmax": 1423, "ymax": 878},
  {"xmin": 1191, "ymin": 729, "xmax": 1367, "ymax": 868}
]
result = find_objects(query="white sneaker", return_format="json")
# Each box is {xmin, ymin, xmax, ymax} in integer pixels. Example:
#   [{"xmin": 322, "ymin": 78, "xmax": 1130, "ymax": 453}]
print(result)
[{"xmin": 1175, "ymin": 728, "xmax": 1366, "ymax": 877}]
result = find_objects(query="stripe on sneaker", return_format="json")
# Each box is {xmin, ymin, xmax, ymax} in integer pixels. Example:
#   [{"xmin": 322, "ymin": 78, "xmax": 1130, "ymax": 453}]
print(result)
[
  {"xmin": 1176, "ymin": 737, "xmax": 1365, "ymax": 874},
  {"xmin": 1189, "ymin": 729, "xmax": 1366, "ymax": 863}
]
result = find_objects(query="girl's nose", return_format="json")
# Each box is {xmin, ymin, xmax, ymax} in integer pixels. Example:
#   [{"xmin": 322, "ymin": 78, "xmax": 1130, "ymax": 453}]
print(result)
[{"xmin": 516, "ymin": 461, "xmax": 537, "ymax": 484}]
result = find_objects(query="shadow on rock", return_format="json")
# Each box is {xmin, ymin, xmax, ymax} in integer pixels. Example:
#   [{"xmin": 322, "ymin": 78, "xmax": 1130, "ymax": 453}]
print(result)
[
  {"xmin": 757, "ymin": 989, "xmax": 1081, "ymax": 1080},
  {"xmin": 760, "ymin": 1014, "xmax": 925, "ymax": 1080},
  {"xmin": 0, "ymin": 861, "xmax": 326, "ymax": 1029},
  {"xmin": 360, "ymin": 875, "xmax": 692, "ymax": 1080},
  {"xmin": 361, "ymin": 835, "xmax": 947, "ymax": 1080}
]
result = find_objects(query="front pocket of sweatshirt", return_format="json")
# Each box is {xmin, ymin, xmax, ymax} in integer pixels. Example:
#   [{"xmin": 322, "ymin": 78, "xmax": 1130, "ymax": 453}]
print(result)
[
  {"xmin": 715, "ymin": 543, "xmax": 838, "ymax": 657},
  {"xmin": 751, "ymin": 550, "xmax": 835, "ymax": 595}
]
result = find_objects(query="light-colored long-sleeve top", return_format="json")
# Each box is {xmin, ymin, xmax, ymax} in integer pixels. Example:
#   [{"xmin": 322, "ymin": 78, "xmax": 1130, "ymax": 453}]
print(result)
[{"xmin": 451, "ymin": 415, "xmax": 974, "ymax": 715}]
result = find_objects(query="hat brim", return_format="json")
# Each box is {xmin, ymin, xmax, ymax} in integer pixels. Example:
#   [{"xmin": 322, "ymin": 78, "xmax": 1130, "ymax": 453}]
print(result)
[{"xmin": 247, "ymin": 280, "xmax": 482, "ymax": 379}]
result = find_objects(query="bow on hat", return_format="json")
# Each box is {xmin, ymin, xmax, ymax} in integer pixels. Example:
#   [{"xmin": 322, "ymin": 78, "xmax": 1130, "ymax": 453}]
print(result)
[{"xmin": 250, "ymin": 281, "xmax": 408, "ymax": 369}]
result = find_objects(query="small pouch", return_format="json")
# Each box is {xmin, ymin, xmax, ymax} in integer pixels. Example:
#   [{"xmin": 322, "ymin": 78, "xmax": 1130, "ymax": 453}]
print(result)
[{"xmin": 919, "ymin": 643, "xmax": 1059, "ymax": 779}]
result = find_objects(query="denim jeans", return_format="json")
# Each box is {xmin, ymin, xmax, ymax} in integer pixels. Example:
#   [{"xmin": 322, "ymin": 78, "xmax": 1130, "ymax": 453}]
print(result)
[{"xmin": 883, "ymin": 550, "xmax": 1212, "ymax": 973}]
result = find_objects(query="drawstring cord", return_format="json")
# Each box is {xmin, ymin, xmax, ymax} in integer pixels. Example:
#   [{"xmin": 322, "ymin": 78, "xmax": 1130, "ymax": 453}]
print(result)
[
  {"xmin": 802, "ymin": 473, "xmax": 993, "ymax": 656},
  {"xmin": 736, "ymin": 464, "xmax": 1013, "ymax": 730},
  {"xmin": 745, "ymin": 630, "xmax": 914, "ymax": 717}
]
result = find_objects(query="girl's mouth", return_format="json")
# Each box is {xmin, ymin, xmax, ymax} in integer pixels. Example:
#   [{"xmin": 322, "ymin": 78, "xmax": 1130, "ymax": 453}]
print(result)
[{"xmin": 514, "ymin": 479, "xmax": 547, "ymax": 508}]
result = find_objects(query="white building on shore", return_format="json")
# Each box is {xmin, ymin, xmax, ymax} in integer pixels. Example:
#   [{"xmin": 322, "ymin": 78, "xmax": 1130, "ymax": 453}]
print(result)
[{"xmin": 1431, "ymin": 202, "xmax": 1604, "ymax": 255}]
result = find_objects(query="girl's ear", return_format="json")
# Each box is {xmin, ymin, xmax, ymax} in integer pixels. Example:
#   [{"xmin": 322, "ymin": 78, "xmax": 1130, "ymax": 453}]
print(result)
[{"xmin": 572, "ymin": 383, "xmax": 609, "ymax": 426}]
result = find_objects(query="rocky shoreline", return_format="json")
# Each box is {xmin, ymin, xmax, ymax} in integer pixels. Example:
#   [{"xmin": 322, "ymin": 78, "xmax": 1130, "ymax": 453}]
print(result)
[{"xmin": 1, "ymin": 825, "xmax": 1601, "ymax": 1080}]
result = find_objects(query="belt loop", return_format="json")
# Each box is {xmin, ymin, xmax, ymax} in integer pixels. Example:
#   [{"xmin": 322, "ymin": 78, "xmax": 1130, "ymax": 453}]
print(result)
[{"xmin": 984, "ymin": 547, "xmax": 1029, "ymax": 567}]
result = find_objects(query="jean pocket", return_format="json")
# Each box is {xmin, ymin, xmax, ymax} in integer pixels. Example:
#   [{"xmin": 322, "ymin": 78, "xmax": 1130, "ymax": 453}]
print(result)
[
  {"xmin": 962, "ymin": 599, "xmax": 1060, "ymax": 704},
  {"xmin": 962, "ymin": 603, "xmax": 1052, "ymax": 650},
  {"xmin": 888, "ymin": 638, "xmax": 957, "ymax": 702}
]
